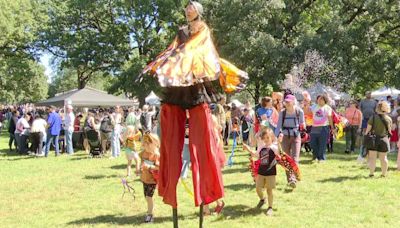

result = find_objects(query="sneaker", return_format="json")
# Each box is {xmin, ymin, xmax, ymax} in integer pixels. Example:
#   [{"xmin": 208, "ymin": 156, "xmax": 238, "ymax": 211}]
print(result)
[
  {"xmin": 256, "ymin": 199, "xmax": 265, "ymax": 209},
  {"xmin": 345, "ymin": 150, "xmax": 350, "ymax": 154},
  {"xmin": 368, "ymin": 174, "xmax": 374, "ymax": 178},
  {"xmin": 36, "ymin": 153, "xmax": 45, "ymax": 157},
  {"xmin": 144, "ymin": 214, "xmax": 154, "ymax": 223},
  {"xmin": 266, "ymin": 207, "xmax": 273, "ymax": 216}
]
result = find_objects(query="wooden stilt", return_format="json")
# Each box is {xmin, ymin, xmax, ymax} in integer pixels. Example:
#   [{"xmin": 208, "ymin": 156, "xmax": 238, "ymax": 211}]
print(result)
[
  {"xmin": 199, "ymin": 203, "xmax": 204, "ymax": 228},
  {"xmin": 173, "ymin": 208, "xmax": 178, "ymax": 228}
]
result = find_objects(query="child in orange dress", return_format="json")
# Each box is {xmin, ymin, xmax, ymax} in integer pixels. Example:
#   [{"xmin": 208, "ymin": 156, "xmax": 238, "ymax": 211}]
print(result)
[{"xmin": 140, "ymin": 133, "xmax": 160, "ymax": 223}]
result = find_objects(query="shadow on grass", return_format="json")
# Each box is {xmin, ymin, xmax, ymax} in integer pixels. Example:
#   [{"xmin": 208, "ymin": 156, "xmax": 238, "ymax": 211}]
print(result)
[
  {"xmin": 222, "ymin": 167, "xmax": 249, "ymax": 175},
  {"xmin": 225, "ymin": 183, "xmax": 254, "ymax": 191},
  {"xmin": 221, "ymin": 204, "xmax": 262, "ymax": 218},
  {"xmin": 110, "ymin": 164, "xmax": 126, "ymax": 170},
  {"xmin": 67, "ymin": 213, "xmax": 199, "ymax": 226},
  {"xmin": 67, "ymin": 214, "xmax": 171, "ymax": 226},
  {"xmin": 0, "ymin": 148, "xmax": 20, "ymax": 157},
  {"xmin": 318, "ymin": 175, "xmax": 365, "ymax": 183},
  {"xmin": 83, "ymin": 174, "xmax": 119, "ymax": 180}
]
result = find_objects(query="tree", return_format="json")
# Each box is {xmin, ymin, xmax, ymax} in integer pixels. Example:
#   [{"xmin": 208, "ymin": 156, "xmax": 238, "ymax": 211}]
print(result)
[
  {"xmin": 108, "ymin": 0, "xmax": 187, "ymax": 105},
  {"xmin": 0, "ymin": 0, "xmax": 49, "ymax": 103},
  {"xmin": 40, "ymin": 0, "xmax": 131, "ymax": 89},
  {"xmin": 203, "ymin": 0, "xmax": 400, "ymax": 102},
  {"xmin": 48, "ymin": 68, "xmax": 113, "ymax": 97}
]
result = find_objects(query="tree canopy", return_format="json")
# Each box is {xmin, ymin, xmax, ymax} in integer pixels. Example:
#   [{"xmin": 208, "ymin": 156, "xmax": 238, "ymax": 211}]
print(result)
[{"xmin": 0, "ymin": 0, "xmax": 399, "ymax": 104}]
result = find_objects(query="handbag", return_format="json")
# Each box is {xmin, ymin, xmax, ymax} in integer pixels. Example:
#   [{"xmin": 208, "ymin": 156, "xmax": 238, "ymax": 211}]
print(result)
[
  {"xmin": 363, "ymin": 116, "xmax": 376, "ymax": 150},
  {"xmin": 364, "ymin": 115, "xmax": 391, "ymax": 151}
]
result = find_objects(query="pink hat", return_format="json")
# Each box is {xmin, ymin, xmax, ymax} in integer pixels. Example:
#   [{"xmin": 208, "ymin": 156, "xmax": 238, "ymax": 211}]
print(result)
[{"xmin": 284, "ymin": 94, "xmax": 296, "ymax": 103}]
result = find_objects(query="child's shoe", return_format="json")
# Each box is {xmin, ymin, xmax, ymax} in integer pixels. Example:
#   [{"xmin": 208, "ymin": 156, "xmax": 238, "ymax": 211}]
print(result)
[
  {"xmin": 144, "ymin": 214, "xmax": 154, "ymax": 223},
  {"xmin": 266, "ymin": 207, "xmax": 273, "ymax": 216}
]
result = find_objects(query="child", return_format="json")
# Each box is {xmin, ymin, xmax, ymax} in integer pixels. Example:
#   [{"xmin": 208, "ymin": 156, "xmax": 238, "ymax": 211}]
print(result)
[
  {"xmin": 202, "ymin": 115, "xmax": 226, "ymax": 215},
  {"xmin": 243, "ymin": 128, "xmax": 280, "ymax": 216},
  {"xmin": 122, "ymin": 125, "xmax": 142, "ymax": 177},
  {"xmin": 140, "ymin": 133, "xmax": 160, "ymax": 223}
]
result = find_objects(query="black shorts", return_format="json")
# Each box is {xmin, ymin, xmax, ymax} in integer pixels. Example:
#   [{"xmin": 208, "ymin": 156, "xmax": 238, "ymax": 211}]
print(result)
[{"xmin": 143, "ymin": 183, "xmax": 156, "ymax": 197}]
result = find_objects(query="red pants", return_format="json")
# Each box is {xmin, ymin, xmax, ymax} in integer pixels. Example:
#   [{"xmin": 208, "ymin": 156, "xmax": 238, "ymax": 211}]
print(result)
[{"xmin": 158, "ymin": 103, "xmax": 224, "ymax": 208}]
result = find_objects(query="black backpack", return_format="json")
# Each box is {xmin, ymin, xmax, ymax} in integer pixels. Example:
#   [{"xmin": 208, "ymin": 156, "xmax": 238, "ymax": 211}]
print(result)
[{"xmin": 100, "ymin": 116, "xmax": 113, "ymax": 133}]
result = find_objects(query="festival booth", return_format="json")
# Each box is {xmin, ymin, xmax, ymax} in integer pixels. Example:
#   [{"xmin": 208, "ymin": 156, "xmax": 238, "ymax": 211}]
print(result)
[
  {"xmin": 36, "ymin": 87, "xmax": 137, "ymax": 107},
  {"xmin": 36, "ymin": 87, "xmax": 137, "ymax": 151},
  {"xmin": 371, "ymin": 86, "xmax": 400, "ymax": 99},
  {"xmin": 306, "ymin": 83, "xmax": 350, "ymax": 101},
  {"xmin": 145, "ymin": 91, "xmax": 161, "ymax": 106}
]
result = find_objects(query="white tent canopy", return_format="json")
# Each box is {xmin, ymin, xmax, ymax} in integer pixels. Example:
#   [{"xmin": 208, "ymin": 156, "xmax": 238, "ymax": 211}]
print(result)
[
  {"xmin": 229, "ymin": 99, "xmax": 244, "ymax": 107},
  {"xmin": 145, "ymin": 91, "xmax": 161, "ymax": 105},
  {"xmin": 306, "ymin": 83, "xmax": 350, "ymax": 101},
  {"xmin": 371, "ymin": 86, "xmax": 400, "ymax": 98}
]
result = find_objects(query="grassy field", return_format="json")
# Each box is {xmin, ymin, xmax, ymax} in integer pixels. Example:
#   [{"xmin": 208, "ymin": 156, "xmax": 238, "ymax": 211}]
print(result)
[{"xmin": 0, "ymin": 132, "xmax": 399, "ymax": 228}]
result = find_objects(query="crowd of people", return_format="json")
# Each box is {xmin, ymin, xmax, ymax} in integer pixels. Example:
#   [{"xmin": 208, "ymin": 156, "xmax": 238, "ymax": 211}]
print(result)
[
  {"xmin": 0, "ymin": 104, "xmax": 159, "ymax": 157},
  {"xmin": 1, "ymin": 89, "xmax": 400, "ymax": 222}
]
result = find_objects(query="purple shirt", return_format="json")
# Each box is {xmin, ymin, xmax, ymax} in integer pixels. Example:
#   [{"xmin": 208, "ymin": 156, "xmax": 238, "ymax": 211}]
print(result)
[{"xmin": 47, "ymin": 111, "xmax": 62, "ymax": 136}]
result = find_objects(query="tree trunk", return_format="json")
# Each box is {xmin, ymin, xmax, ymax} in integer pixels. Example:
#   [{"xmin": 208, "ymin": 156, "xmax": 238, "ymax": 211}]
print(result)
[
  {"xmin": 254, "ymin": 82, "xmax": 260, "ymax": 105},
  {"xmin": 77, "ymin": 68, "xmax": 87, "ymax": 89}
]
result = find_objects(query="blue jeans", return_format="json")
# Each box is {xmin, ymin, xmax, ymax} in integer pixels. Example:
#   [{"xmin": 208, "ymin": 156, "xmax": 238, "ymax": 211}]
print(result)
[
  {"xmin": 45, "ymin": 134, "xmax": 60, "ymax": 157},
  {"xmin": 310, "ymin": 126, "xmax": 330, "ymax": 161},
  {"xmin": 65, "ymin": 129, "xmax": 74, "ymax": 154}
]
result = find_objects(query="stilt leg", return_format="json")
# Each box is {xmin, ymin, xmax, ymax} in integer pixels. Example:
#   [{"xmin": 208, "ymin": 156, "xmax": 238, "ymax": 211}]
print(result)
[
  {"xmin": 173, "ymin": 208, "xmax": 178, "ymax": 228},
  {"xmin": 199, "ymin": 203, "xmax": 204, "ymax": 228}
]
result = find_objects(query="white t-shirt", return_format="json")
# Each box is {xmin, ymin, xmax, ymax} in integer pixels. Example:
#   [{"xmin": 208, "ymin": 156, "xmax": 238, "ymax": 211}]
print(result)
[
  {"xmin": 15, "ymin": 118, "xmax": 30, "ymax": 135},
  {"xmin": 311, "ymin": 104, "xmax": 332, "ymax": 127},
  {"xmin": 64, "ymin": 112, "xmax": 75, "ymax": 131},
  {"xmin": 31, "ymin": 118, "xmax": 47, "ymax": 134}
]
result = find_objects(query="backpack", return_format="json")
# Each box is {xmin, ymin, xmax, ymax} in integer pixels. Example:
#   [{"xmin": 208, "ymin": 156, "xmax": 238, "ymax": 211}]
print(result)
[
  {"xmin": 100, "ymin": 116, "xmax": 113, "ymax": 133},
  {"xmin": 281, "ymin": 108, "xmax": 300, "ymax": 137}
]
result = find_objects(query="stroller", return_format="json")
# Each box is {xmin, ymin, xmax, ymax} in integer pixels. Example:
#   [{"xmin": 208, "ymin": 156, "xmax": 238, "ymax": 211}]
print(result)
[{"xmin": 85, "ymin": 129, "xmax": 102, "ymax": 157}]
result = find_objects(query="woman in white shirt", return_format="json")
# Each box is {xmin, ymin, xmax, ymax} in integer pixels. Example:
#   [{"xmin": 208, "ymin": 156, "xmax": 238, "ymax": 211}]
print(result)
[
  {"xmin": 30, "ymin": 114, "xmax": 47, "ymax": 155},
  {"xmin": 15, "ymin": 113, "xmax": 32, "ymax": 154},
  {"xmin": 310, "ymin": 95, "xmax": 335, "ymax": 162}
]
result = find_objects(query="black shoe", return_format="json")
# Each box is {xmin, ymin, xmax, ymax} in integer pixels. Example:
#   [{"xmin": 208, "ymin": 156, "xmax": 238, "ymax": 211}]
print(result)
[
  {"xmin": 256, "ymin": 199, "xmax": 265, "ymax": 209},
  {"xmin": 345, "ymin": 150, "xmax": 350, "ymax": 154}
]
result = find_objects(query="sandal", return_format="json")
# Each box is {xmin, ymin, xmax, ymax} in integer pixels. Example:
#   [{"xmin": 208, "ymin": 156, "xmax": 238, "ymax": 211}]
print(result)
[
  {"xmin": 214, "ymin": 201, "xmax": 225, "ymax": 214},
  {"xmin": 368, "ymin": 174, "xmax": 374, "ymax": 178}
]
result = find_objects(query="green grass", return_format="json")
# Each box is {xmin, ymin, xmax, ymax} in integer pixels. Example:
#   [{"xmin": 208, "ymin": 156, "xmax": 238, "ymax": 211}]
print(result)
[{"xmin": 0, "ymin": 132, "xmax": 400, "ymax": 228}]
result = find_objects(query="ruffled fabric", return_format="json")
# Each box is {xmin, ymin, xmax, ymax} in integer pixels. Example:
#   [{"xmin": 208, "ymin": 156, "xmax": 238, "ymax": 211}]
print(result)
[{"xmin": 142, "ymin": 21, "xmax": 248, "ymax": 96}]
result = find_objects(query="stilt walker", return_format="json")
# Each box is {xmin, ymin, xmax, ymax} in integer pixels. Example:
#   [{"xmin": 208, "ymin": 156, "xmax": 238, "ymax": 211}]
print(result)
[{"xmin": 141, "ymin": 1, "xmax": 248, "ymax": 227}]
